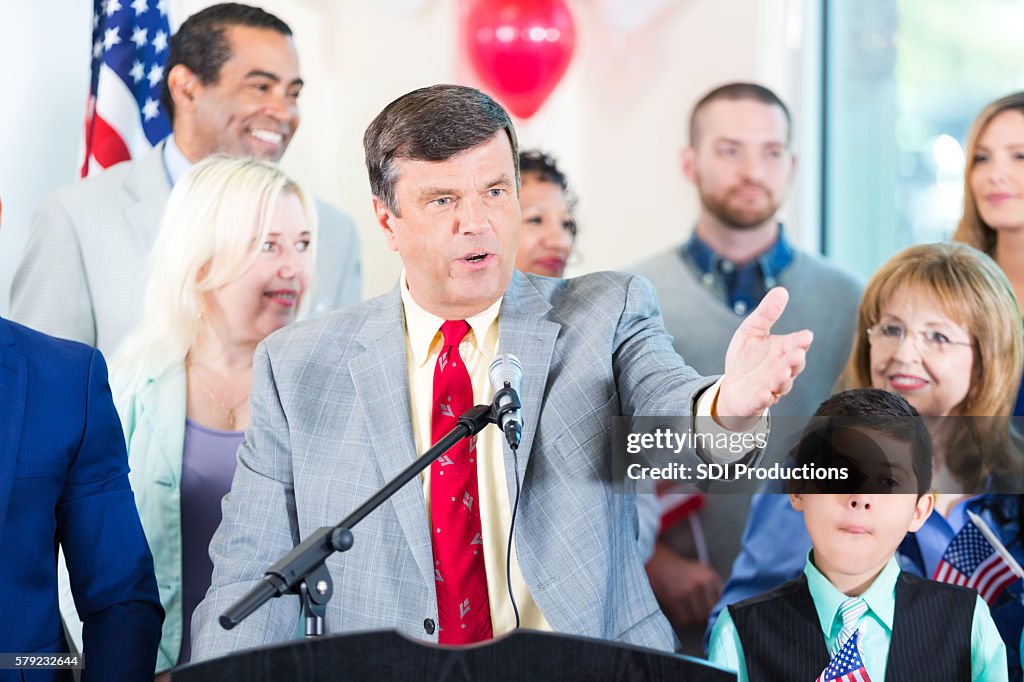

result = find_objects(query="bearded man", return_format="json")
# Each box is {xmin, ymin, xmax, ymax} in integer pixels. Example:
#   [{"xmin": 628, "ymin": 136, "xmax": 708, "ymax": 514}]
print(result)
[{"xmin": 629, "ymin": 82, "xmax": 861, "ymax": 651}]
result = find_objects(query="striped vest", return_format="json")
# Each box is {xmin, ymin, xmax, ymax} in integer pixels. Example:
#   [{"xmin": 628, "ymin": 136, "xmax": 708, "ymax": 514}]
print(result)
[{"xmin": 728, "ymin": 572, "xmax": 974, "ymax": 680}]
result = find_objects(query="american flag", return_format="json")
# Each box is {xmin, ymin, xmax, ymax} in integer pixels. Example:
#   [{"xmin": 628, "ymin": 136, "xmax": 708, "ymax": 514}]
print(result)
[
  {"xmin": 82, "ymin": 0, "xmax": 172, "ymax": 177},
  {"xmin": 816, "ymin": 630, "xmax": 872, "ymax": 682},
  {"xmin": 654, "ymin": 482, "xmax": 703, "ymax": 533},
  {"xmin": 933, "ymin": 519, "xmax": 1019, "ymax": 604}
]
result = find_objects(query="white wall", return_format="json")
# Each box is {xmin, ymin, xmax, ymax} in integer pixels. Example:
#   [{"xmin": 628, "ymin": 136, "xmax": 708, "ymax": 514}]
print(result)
[
  {"xmin": 0, "ymin": 0, "xmax": 92, "ymax": 317},
  {"xmin": 0, "ymin": 0, "xmax": 813, "ymax": 316}
]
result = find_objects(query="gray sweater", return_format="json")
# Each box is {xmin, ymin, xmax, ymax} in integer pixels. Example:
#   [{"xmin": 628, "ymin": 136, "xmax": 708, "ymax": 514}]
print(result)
[{"xmin": 630, "ymin": 247, "xmax": 863, "ymax": 419}]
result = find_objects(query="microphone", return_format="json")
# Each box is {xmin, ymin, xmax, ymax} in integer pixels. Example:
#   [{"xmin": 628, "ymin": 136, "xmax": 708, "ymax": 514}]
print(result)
[{"xmin": 488, "ymin": 353, "xmax": 524, "ymax": 450}]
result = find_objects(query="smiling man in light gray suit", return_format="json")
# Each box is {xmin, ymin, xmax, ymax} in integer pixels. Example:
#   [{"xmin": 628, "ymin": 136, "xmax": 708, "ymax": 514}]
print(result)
[
  {"xmin": 10, "ymin": 4, "xmax": 360, "ymax": 358},
  {"xmin": 190, "ymin": 84, "xmax": 812, "ymax": 659}
]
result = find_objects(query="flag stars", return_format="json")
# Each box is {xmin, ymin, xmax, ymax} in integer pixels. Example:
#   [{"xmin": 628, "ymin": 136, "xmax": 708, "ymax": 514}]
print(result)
[
  {"xmin": 147, "ymin": 64, "xmax": 164, "ymax": 87},
  {"xmin": 103, "ymin": 26, "xmax": 122, "ymax": 50},
  {"xmin": 142, "ymin": 98, "xmax": 160, "ymax": 120},
  {"xmin": 157, "ymin": 0, "xmax": 169, "ymax": 15},
  {"xmin": 129, "ymin": 60, "xmax": 145, "ymax": 83},
  {"xmin": 152, "ymin": 29, "xmax": 168, "ymax": 53},
  {"xmin": 88, "ymin": 0, "xmax": 172, "ymax": 160},
  {"xmin": 130, "ymin": 26, "xmax": 148, "ymax": 48}
]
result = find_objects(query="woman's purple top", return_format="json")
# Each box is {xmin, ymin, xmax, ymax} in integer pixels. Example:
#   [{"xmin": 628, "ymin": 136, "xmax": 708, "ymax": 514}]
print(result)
[{"xmin": 178, "ymin": 418, "xmax": 244, "ymax": 665}]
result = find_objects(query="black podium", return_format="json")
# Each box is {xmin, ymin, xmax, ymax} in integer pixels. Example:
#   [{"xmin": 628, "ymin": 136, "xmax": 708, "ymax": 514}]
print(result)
[{"xmin": 171, "ymin": 629, "xmax": 736, "ymax": 681}]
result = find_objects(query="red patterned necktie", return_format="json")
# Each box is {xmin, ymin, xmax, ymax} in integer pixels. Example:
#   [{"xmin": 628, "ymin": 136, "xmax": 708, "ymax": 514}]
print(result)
[{"xmin": 430, "ymin": 320, "xmax": 492, "ymax": 643}]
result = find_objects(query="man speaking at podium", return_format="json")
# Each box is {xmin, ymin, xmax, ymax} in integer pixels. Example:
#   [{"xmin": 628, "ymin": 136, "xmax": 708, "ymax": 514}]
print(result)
[{"xmin": 191, "ymin": 85, "xmax": 811, "ymax": 658}]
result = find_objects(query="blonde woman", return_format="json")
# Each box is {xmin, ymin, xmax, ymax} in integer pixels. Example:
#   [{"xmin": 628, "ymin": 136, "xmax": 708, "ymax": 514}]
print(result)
[
  {"xmin": 711, "ymin": 243, "xmax": 1024, "ymax": 677},
  {"xmin": 954, "ymin": 92, "xmax": 1024, "ymax": 301},
  {"xmin": 63, "ymin": 156, "xmax": 317, "ymax": 675},
  {"xmin": 953, "ymin": 91, "xmax": 1024, "ymax": 418}
]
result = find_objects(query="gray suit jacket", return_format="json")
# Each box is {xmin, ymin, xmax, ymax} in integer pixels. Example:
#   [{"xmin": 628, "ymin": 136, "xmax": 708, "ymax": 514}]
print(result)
[
  {"xmin": 190, "ymin": 270, "xmax": 718, "ymax": 660},
  {"xmin": 10, "ymin": 141, "xmax": 362, "ymax": 357}
]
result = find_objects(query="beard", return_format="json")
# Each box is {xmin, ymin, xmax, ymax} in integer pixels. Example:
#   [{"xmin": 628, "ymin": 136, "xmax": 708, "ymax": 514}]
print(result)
[{"xmin": 699, "ymin": 181, "xmax": 781, "ymax": 230}]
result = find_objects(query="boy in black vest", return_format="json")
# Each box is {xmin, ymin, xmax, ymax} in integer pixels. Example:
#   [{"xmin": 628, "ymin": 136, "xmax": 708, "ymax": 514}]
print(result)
[{"xmin": 708, "ymin": 389, "xmax": 1007, "ymax": 680}]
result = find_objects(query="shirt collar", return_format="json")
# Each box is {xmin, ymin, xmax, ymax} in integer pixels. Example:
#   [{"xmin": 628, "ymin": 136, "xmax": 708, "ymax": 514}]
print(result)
[
  {"xmin": 162, "ymin": 134, "xmax": 193, "ymax": 186},
  {"xmin": 683, "ymin": 223, "xmax": 793, "ymax": 277},
  {"xmin": 804, "ymin": 550, "xmax": 899, "ymax": 635},
  {"xmin": 399, "ymin": 270, "xmax": 501, "ymax": 367},
  {"xmin": 946, "ymin": 492, "xmax": 995, "ymax": 530}
]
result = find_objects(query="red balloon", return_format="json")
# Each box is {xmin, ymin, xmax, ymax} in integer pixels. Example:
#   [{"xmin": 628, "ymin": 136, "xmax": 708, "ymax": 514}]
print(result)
[{"xmin": 463, "ymin": 0, "xmax": 576, "ymax": 119}]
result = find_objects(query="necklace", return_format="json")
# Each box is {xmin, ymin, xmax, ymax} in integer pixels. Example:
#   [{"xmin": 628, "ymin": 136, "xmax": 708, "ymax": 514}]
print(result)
[{"xmin": 187, "ymin": 360, "xmax": 251, "ymax": 430}]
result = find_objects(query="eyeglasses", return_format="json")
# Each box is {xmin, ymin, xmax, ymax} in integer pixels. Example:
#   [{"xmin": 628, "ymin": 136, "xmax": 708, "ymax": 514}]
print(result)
[{"xmin": 866, "ymin": 323, "xmax": 973, "ymax": 355}]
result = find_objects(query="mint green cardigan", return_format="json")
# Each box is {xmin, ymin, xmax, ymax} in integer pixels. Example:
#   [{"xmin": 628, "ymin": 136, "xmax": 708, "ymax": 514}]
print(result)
[{"xmin": 117, "ymin": 363, "xmax": 188, "ymax": 674}]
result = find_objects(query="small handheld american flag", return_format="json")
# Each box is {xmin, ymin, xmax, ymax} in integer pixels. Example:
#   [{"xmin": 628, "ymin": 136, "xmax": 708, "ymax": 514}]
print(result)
[
  {"xmin": 654, "ymin": 482, "xmax": 704, "ymax": 533},
  {"xmin": 932, "ymin": 511, "xmax": 1022, "ymax": 604},
  {"xmin": 816, "ymin": 629, "xmax": 872, "ymax": 682},
  {"xmin": 82, "ymin": 0, "xmax": 172, "ymax": 177}
]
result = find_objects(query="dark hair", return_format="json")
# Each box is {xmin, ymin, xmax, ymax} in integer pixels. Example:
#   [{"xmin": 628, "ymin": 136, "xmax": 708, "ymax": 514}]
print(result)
[
  {"xmin": 794, "ymin": 389, "xmax": 933, "ymax": 496},
  {"xmin": 363, "ymin": 84, "xmax": 519, "ymax": 215},
  {"xmin": 519, "ymin": 150, "xmax": 568, "ymax": 190},
  {"xmin": 689, "ymin": 82, "xmax": 792, "ymax": 146},
  {"xmin": 161, "ymin": 3, "xmax": 292, "ymax": 122},
  {"xmin": 518, "ymin": 150, "xmax": 578, "ymax": 237}
]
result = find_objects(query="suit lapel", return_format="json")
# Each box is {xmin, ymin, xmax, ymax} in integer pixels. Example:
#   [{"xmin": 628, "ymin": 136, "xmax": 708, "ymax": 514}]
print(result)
[
  {"xmin": 343, "ymin": 275, "xmax": 561, "ymax": 587},
  {"xmin": 496, "ymin": 272, "xmax": 560, "ymax": 489},
  {"xmin": 0, "ymin": 319, "xmax": 27, "ymax": 541},
  {"xmin": 123, "ymin": 141, "xmax": 172, "ymax": 256},
  {"xmin": 348, "ymin": 288, "xmax": 434, "ymax": 586}
]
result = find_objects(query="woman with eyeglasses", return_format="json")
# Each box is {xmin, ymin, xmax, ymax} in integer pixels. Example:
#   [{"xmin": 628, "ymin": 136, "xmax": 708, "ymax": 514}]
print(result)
[
  {"xmin": 843, "ymin": 243, "xmax": 1021, "ymax": 496},
  {"xmin": 709, "ymin": 242, "xmax": 1024, "ymax": 678}
]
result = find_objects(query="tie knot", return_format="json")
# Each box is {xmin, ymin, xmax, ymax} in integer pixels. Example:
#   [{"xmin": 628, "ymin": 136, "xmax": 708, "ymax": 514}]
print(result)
[
  {"xmin": 838, "ymin": 596, "xmax": 868, "ymax": 629},
  {"xmin": 440, "ymin": 320, "xmax": 471, "ymax": 347}
]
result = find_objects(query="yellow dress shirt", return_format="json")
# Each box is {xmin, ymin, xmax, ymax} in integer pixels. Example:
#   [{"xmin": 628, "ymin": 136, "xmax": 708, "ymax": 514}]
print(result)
[{"xmin": 401, "ymin": 277, "xmax": 552, "ymax": 635}]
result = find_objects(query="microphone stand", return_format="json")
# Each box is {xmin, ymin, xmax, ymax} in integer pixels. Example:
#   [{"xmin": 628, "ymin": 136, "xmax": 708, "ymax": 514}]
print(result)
[{"xmin": 219, "ymin": 403, "xmax": 498, "ymax": 634}]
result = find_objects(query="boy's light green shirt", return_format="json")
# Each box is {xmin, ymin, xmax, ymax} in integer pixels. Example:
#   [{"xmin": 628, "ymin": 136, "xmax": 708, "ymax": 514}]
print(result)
[{"xmin": 708, "ymin": 553, "xmax": 1007, "ymax": 681}]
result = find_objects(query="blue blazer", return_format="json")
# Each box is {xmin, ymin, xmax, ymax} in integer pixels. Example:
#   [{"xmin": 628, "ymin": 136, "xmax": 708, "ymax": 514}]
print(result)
[{"xmin": 0, "ymin": 317, "xmax": 162, "ymax": 681}]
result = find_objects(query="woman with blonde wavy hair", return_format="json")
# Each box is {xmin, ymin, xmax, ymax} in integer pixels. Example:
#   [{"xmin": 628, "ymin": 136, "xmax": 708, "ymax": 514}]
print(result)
[
  {"xmin": 953, "ymin": 92, "xmax": 1024, "ymax": 418},
  {"xmin": 62, "ymin": 155, "xmax": 318, "ymax": 675},
  {"xmin": 953, "ymin": 92, "xmax": 1024, "ymax": 292}
]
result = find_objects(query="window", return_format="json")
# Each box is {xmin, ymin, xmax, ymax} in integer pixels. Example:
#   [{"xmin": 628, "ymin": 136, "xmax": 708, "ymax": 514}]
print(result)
[{"xmin": 823, "ymin": 0, "xmax": 1024, "ymax": 278}]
